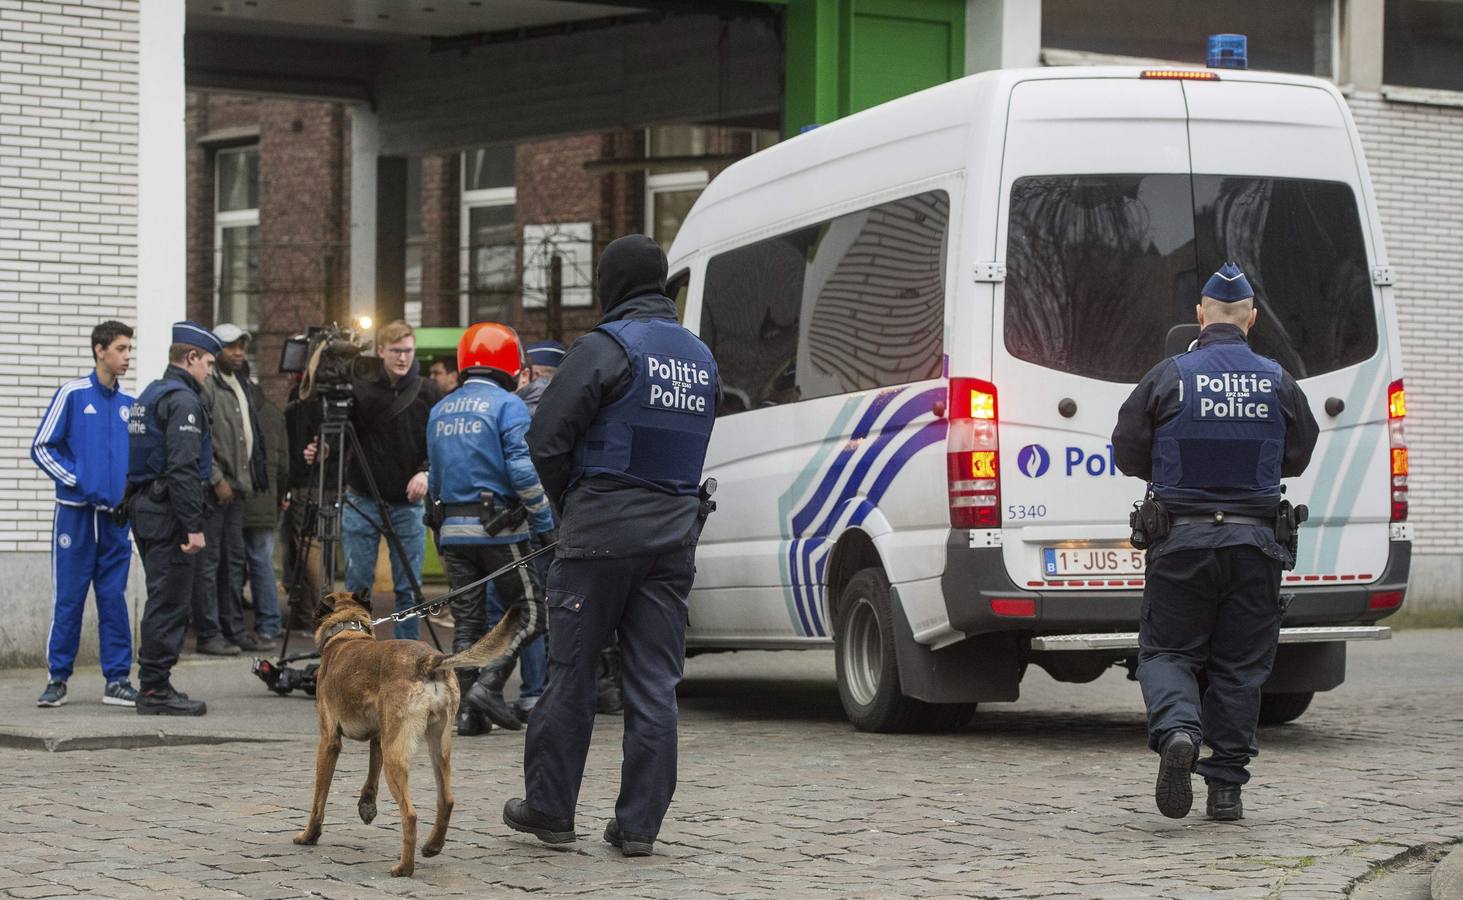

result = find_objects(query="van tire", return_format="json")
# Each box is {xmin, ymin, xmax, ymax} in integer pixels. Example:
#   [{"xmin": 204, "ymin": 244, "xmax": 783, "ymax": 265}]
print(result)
[
  {"xmin": 1258, "ymin": 691, "xmax": 1314, "ymax": 725},
  {"xmin": 834, "ymin": 568, "xmax": 925, "ymax": 733}
]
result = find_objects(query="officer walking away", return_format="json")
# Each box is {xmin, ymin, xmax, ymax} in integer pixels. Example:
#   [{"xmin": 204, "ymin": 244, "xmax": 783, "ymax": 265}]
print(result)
[
  {"xmin": 503, "ymin": 234, "xmax": 719, "ymax": 857},
  {"xmin": 426, "ymin": 323, "xmax": 554, "ymax": 736},
  {"xmin": 31, "ymin": 320, "xmax": 139, "ymax": 708},
  {"xmin": 1112, "ymin": 263, "xmax": 1319, "ymax": 821},
  {"xmin": 194, "ymin": 323, "xmax": 272, "ymax": 655},
  {"xmin": 127, "ymin": 322, "xmax": 223, "ymax": 716}
]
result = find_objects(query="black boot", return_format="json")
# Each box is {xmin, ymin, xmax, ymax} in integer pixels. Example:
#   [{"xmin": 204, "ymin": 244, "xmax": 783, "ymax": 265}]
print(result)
[
  {"xmin": 603, "ymin": 819, "xmax": 655, "ymax": 857},
  {"xmin": 1206, "ymin": 780, "xmax": 1244, "ymax": 821},
  {"xmin": 1154, "ymin": 731, "xmax": 1196, "ymax": 819},
  {"xmin": 595, "ymin": 645, "xmax": 623, "ymax": 715},
  {"xmin": 503, "ymin": 798, "xmax": 575, "ymax": 845},
  {"xmin": 455, "ymin": 707, "xmax": 491, "ymax": 736},
  {"xmin": 466, "ymin": 657, "xmax": 522, "ymax": 731}
]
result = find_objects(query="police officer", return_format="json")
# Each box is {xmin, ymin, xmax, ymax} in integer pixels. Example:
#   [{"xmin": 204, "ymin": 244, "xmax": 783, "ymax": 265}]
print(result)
[
  {"xmin": 1113, "ymin": 263, "xmax": 1319, "ymax": 821},
  {"xmin": 503, "ymin": 234, "xmax": 718, "ymax": 857},
  {"xmin": 426, "ymin": 322, "xmax": 554, "ymax": 736},
  {"xmin": 127, "ymin": 322, "xmax": 222, "ymax": 716}
]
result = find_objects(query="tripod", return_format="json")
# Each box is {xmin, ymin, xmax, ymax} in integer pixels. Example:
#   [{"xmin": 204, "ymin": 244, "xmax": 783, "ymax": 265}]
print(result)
[{"xmin": 266, "ymin": 403, "xmax": 443, "ymax": 686}]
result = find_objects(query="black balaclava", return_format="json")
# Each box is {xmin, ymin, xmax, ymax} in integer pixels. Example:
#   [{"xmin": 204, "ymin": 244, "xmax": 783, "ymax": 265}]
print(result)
[{"xmin": 597, "ymin": 234, "xmax": 668, "ymax": 313}]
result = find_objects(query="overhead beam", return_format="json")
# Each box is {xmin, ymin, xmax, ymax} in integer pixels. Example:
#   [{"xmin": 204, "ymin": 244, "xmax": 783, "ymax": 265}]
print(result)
[{"xmin": 184, "ymin": 31, "xmax": 378, "ymax": 103}]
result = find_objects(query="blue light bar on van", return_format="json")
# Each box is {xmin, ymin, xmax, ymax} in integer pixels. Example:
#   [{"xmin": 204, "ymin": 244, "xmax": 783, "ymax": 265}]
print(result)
[
  {"xmin": 1208, "ymin": 33, "xmax": 1249, "ymax": 70},
  {"xmin": 1141, "ymin": 69, "xmax": 1219, "ymax": 81}
]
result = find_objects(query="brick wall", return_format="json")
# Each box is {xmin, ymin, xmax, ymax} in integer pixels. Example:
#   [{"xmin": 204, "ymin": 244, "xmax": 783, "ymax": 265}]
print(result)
[
  {"xmin": 184, "ymin": 91, "xmax": 350, "ymax": 407},
  {"xmin": 0, "ymin": 0, "xmax": 139, "ymax": 552},
  {"xmin": 1348, "ymin": 93, "xmax": 1463, "ymax": 601}
]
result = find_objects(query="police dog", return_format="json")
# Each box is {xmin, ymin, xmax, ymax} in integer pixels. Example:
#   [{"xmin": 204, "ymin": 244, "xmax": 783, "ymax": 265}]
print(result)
[{"xmin": 293, "ymin": 591, "xmax": 520, "ymax": 877}]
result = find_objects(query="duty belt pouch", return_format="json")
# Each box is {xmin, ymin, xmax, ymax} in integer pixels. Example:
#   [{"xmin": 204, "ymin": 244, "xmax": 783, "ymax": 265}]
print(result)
[
  {"xmin": 480, "ymin": 493, "xmax": 527, "ymax": 537},
  {"xmin": 423, "ymin": 499, "xmax": 444, "ymax": 531},
  {"xmin": 1275, "ymin": 500, "xmax": 1309, "ymax": 570},
  {"xmin": 1129, "ymin": 495, "xmax": 1170, "ymax": 550}
]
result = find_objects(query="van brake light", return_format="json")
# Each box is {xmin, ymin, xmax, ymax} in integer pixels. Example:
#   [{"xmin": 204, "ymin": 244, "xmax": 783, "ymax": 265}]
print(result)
[
  {"xmin": 947, "ymin": 378, "xmax": 999, "ymax": 528},
  {"xmin": 1140, "ymin": 69, "xmax": 1220, "ymax": 81},
  {"xmin": 1388, "ymin": 379, "xmax": 1408, "ymax": 522}
]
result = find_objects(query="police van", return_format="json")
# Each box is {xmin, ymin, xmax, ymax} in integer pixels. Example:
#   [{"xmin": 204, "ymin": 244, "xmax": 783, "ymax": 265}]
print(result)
[{"xmin": 667, "ymin": 65, "xmax": 1411, "ymax": 732}]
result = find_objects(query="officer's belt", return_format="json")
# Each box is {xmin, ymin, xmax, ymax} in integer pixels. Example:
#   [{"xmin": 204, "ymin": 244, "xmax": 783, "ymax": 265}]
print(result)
[
  {"xmin": 441, "ymin": 501, "xmax": 491, "ymax": 517},
  {"xmin": 1172, "ymin": 513, "xmax": 1275, "ymax": 527}
]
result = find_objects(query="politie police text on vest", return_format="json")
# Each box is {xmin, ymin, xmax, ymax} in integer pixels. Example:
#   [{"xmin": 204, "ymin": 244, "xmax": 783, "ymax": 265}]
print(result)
[
  {"xmin": 434, "ymin": 394, "xmax": 493, "ymax": 438},
  {"xmin": 1193, "ymin": 372, "xmax": 1276, "ymax": 420},
  {"xmin": 646, "ymin": 355, "xmax": 711, "ymax": 414}
]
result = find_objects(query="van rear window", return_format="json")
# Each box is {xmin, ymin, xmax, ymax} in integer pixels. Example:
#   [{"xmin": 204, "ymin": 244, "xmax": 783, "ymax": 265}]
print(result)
[{"xmin": 1004, "ymin": 175, "xmax": 1378, "ymax": 382}]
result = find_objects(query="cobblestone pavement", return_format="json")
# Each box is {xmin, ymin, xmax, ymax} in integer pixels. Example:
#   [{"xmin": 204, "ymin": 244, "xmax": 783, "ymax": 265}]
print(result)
[{"xmin": 0, "ymin": 630, "xmax": 1459, "ymax": 898}]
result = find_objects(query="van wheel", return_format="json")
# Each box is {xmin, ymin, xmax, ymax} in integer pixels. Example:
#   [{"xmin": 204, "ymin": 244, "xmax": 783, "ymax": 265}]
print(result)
[
  {"xmin": 834, "ymin": 568, "xmax": 925, "ymax": 733},
  {"xmin": 1258, "ymin": 691, "xmax": 1314, "ymax": 725}
]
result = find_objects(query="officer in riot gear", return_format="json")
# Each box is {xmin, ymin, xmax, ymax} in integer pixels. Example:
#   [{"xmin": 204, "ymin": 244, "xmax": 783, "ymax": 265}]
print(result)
[
  {"xmin": 503, "ymin": 234, "xmax": 719, "ymax": 857},
  {"xmin": 1113, "ymin": 263, "xmax": 1319, "ymax": 821},
  {"xmin": 426, "ymin": 322, "xmax": 554, "ymax": 735},
  {"xmin": 125, "ymin": 322, "xmax": 223, "ymax": 716}
]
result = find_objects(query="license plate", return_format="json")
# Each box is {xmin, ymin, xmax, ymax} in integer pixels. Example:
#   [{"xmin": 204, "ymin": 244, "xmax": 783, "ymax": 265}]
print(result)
[{"xmin": 1042, "ymin": 544, "xmax": 1146, "ymax": 578}]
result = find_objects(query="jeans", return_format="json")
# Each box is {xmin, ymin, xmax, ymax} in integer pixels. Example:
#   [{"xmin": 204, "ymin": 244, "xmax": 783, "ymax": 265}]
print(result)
[
  {"xmin": 193, "ymin": 496, "xmax": 246, "ymax": 643},
  {"xmin": 243, "ymin": 526, "xmax": 283, "ymax": 638},
  {"xmin": 341, "ymin": 490, "xmax": 425, "ymax": 640},
  {"xmin": 486, "ymin": 580, "xmax": 547, "ymax": 699}
]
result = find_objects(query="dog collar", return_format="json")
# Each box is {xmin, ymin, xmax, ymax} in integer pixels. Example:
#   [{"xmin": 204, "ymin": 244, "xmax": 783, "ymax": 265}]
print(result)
[{"xmin": 320, "ymin": 620, "xmax": 369, "ymax": 647}]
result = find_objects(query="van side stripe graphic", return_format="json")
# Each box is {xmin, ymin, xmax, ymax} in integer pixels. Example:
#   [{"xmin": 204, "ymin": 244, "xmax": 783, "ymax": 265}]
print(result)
[{"xmin": 786, "ymin": 387, "xmax": 945, "ymax": 636}]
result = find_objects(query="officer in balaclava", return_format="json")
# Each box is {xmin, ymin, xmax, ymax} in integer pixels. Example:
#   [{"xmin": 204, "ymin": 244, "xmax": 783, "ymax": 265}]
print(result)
[
  {"xmin": 1113, "ymin": 262, "xmax": 1319, "ymax": 822},
  {"xmin": 502, "ymin": 234, "xmax": 719, "ymax": 858}
]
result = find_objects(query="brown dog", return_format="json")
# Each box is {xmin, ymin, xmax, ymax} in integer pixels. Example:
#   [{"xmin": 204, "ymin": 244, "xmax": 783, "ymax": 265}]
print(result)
[{"xmin": 293, "ymin": 591, "xmax": 520, "ymax": 877}]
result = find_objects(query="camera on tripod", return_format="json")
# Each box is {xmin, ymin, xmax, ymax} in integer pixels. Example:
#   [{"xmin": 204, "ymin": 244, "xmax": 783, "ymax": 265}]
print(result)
[
  {"xmin": 279, "ymin": 323, "xmax": 384, "ymax": 421},
  {"xmin": 252, "ymin": 657, "xmax": 319, "ymax": 696}
]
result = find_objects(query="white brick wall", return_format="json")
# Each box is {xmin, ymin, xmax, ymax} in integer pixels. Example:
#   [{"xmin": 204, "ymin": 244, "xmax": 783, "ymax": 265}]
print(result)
[
  {"xmin": 1348, "ymin": 94, "xmax": 1463, "ymax": 560},
  {"xmin": 0, "ymin": 0, "xmax": 139, "ymax": 552}
]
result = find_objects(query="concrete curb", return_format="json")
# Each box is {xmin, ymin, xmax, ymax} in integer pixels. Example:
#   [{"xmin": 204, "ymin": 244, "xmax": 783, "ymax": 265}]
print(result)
[
  {"xmin": 1433, "ymin": 844, "xmax": 1463, "ymax": 900},
  {"xmin": 0, "ymin": 727, "xmax": 291, "ymax": 752}
]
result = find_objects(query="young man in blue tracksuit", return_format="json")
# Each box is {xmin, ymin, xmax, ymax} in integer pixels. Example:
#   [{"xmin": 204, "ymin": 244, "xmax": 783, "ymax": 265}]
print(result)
[
  {"xmin": 31, "ymin": 321, "xmax": 139, "ymax": 708},
  {"xmin": 426, "ymin": 322, "xmax": 554, "ymax": 736}
]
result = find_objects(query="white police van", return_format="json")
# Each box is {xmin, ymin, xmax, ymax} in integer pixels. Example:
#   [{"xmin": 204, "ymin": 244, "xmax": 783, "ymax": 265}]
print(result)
[{"xmin": 668, "ymin": 66, "xmax": 1411, "ymax": 732}]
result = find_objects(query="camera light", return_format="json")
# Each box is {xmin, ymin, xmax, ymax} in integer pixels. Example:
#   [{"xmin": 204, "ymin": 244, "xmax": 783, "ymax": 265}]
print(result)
[{"xmin": 357, "ymin": 315, "xmax": 374, "ymax": 330}]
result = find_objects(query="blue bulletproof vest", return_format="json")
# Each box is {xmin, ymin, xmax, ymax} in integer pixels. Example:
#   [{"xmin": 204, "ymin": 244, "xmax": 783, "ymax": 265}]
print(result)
[
  {"xmin": 1151, "ymin": 341, "xmax": 1285, "ymax": 505},
  {"xmin": 572, "ymin": 318, "xmax": 717, "ymax": 496},
  {"xmin": 128, "ymin": 373, "xmax": 212, "ymax": 484}
]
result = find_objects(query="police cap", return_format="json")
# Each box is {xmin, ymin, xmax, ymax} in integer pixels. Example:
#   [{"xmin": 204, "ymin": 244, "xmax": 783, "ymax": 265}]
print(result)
[{"xmin": 1201, "ymin": 262, "xmax": 1255, "ymax": 303}]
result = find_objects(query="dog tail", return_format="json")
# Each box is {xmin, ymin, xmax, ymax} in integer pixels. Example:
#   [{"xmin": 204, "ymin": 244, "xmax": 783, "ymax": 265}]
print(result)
[{"xmin": 426, "ymin": 604, "xmax": 524, "ymax": 674}]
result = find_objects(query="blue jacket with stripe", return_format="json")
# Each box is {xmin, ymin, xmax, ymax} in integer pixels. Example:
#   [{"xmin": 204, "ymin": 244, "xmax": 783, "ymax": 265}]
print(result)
[
  {"xmin": 426, "ymin": 376, "xmax": 553, "ymax": 545},
  {"xmin": 32, "ymin": 371, "xmax": 135, "ymax": 508}
]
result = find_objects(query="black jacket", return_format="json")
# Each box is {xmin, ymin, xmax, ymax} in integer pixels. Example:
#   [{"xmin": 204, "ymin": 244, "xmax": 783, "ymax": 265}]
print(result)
[
  {"xmin": 529, "ymin": 292, "xmax": 717, "ymax": 558},
  {"xmin": 1112, "ymin": 323, "xmax": 1320, "ymax": 562},
  {"xmin": 153, "ymin": 365, "xmax": 211, "ymax": 534},
  {"xmin": 347, "ymin": 361, "xmax": 437, "ymax": 502}
]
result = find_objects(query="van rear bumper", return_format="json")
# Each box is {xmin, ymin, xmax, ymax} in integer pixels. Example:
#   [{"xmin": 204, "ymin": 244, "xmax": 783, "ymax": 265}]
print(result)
[{"xmin": 939, "ymin": 531, "xmax": 1411, "ymax": 638}]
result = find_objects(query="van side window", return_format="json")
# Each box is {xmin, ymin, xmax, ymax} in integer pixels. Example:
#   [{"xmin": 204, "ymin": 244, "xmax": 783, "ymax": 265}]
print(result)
[
  {"xmin": 1004, "ymin": 175, "xmax": 1378, "ymax": 382},
  {"xmin": 701, "ymin": 191, "xmax": 949, "ymax": 415}
]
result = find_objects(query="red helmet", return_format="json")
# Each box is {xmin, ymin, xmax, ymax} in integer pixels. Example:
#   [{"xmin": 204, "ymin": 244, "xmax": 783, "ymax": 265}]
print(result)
[{"xmin": 457, "ymin": 322, "xmax": 523, "ymax": 381}]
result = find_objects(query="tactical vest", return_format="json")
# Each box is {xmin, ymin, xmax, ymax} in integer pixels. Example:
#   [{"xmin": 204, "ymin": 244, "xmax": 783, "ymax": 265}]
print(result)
[
  {"xmin": 1151, "ymin": 341, "xmax": 1285, "ymax": 505},
  {"xmin": 572, "ymin": 318, "xmax": 717, "ymax": 496},
  {"xmin": 128, "ymin": 375, "xmax": 212, "ymax": 484}
]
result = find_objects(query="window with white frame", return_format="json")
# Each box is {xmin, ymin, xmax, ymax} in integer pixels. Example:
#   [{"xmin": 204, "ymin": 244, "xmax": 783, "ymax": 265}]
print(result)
[
  {"xmin": 460, "ymin": 146, "xmax": 517, "ymax": 325},
  {"xmin": 645, "ymin": 126, "xmax": 779, "ymax": 250},
  {"xmin": 214, "ymin": 146, "xmax": 259, "ymax": 330}
]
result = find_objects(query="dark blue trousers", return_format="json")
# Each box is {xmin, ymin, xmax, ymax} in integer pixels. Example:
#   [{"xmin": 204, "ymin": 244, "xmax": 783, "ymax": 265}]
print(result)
[
  {"xmin": 524, "ymin": 548, "xmax": 695, "ymax": 837},
  {"xmin": 1137, "ymin": 545, "xmax": 1283, "ymax": 785},
  {"xmin": 48, "ymin": 504, "xmax": 132, "ymax": 682}
]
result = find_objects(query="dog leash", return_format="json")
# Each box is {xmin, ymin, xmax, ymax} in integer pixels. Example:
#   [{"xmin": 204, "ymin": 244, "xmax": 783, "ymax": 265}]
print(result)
[{"xmin": 372, "ymin": 541, "xmax": 559, "ymax": 626}]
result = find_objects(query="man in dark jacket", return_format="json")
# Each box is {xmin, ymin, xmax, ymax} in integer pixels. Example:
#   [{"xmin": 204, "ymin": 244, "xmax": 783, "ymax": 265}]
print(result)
[
  {"xmin": 503, "ymin": 234, "xmax": 719, "ymax": 857},
  {"xmin": 1113, "ymin": 263, "xmax": 1319, "ymax": 822},
  {"xmin": 194, "ymin": 323, "xmax": 271, "ymax": 655},
  {"xmin": 306, "ymin": 320, "xmax": 438, "ymax": 639},
  {"xmin": 241, "ymin": 368, "xmax": 289, "ymax": 641},
  {"xmin": 127, "ymin": 322, "xmax": 221, "ymax": 716}
]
